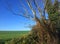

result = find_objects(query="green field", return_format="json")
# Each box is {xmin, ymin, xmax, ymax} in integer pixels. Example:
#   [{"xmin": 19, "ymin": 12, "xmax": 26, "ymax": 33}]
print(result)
[{"xmin": 0, "ymin": 31, "xmax": 29, "ymax": 40}]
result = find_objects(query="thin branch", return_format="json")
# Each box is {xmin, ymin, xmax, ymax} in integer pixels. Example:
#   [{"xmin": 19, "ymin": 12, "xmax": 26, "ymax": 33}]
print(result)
[
  {"xmin": 21, "ymin": 3, "xmax": 34, "ymax": 18},
  {"xmin": 33, "ymin": 0, "xmax": 46, "ymax": 25},
  {"xmin": 26, "ymin": 0, "xmax": 36, "ymax": 18},
  {"xmin": 5, "ymin": 1, "xmax": 34, "ymax": 20},
  {"xmin": 33, "ymin": 0, "xmax": 43, "ymax": 19}
]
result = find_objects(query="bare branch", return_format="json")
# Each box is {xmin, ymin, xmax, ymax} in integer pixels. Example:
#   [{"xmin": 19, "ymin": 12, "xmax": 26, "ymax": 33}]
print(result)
[
  {"xmin": 5, "ymin": 1, "xmax": 34, "ymax": 20},
  {"xmin": 21, "ymin": 3, "xmax": 34, "ymax": 18},
  {"xmin": 33, "ymin": 0, "xmax": 43, "ymax": 19},
  {"xmin": 33, "ymin": 0, "xmax": 46, "ymax": 25},
  {"xmin": 26, "ymin": 0, "xmax": 36, "ymax": 18}
]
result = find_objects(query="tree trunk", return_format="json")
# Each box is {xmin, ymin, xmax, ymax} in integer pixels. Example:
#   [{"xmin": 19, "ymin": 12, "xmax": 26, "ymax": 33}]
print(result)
[{"xmin": 32, "ymin": 21, "xmax": 59, "ymax": 44}]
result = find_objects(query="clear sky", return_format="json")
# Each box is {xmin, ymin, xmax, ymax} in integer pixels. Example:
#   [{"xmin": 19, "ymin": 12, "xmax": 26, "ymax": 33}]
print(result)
[
  {"xmin": 0, "ymin": 0, "xmax": 37, "ymax": 31},
  {"xmin": 0, "ymin": 0, "xmax": 58, "ymax": 31}
]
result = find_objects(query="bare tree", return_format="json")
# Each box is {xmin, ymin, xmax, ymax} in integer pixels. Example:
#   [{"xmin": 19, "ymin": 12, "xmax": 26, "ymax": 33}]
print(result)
[{"xmin": 6, "ymin": 0, "xmax": 60, "ymax": 44}]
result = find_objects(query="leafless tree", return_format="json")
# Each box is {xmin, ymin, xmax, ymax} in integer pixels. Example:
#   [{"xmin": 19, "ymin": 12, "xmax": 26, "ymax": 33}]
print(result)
[{"xmin": 6, "ymin": 0, "xmax": 60, "ymax": 44}]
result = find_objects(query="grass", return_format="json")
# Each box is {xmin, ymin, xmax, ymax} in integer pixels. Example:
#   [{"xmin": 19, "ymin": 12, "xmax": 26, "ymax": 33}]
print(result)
[{"xmin": 0, "ymin": 31, "xmax": 29, "ymax": 40}]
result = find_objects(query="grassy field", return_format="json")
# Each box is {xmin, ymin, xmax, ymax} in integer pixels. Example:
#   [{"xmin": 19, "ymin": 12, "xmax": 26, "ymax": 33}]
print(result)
[{"xmin": 0, "ymin": 31, "xmax": 29, "ymax": 40}]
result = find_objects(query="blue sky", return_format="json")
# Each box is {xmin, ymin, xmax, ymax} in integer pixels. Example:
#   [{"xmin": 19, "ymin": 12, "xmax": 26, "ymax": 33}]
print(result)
[
  {"xmin": 0, "ymin": 0, "xmax": 36, "ymax": 31},
  {"xmin": 0, "ymin": 0, "xmax": 58, "ymax": 31}
]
